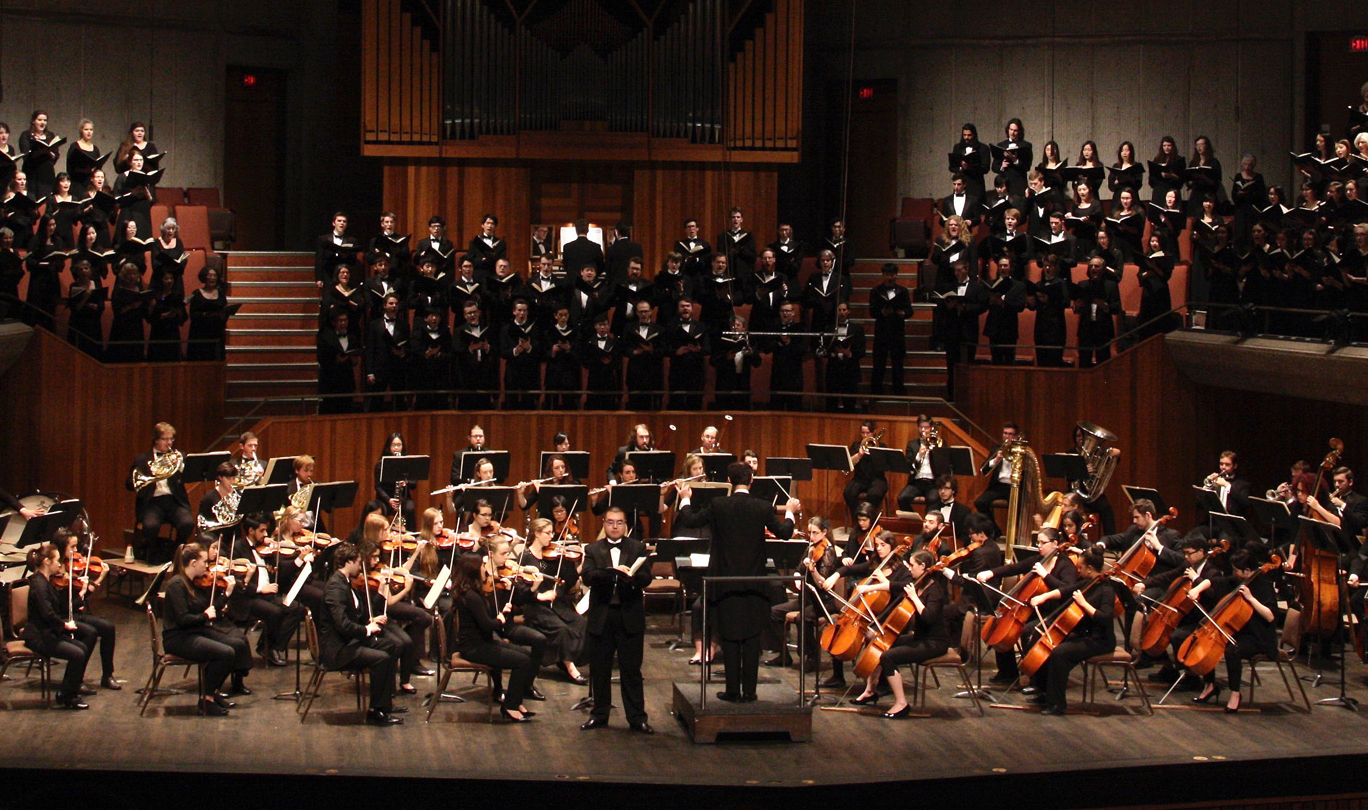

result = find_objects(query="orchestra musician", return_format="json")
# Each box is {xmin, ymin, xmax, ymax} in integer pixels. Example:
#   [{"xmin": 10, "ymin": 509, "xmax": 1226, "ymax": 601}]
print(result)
[
  {"xmin": 230, "ymin": 515, "xmax": 306, "ymax": 667},
  {"xmin": 897, "ymin": 415, "xmax": 942, "ymax": 512},
  {"xmin": 609, "ymin": 423, "xmax": 655, "ymax": 484},
  {"xmin": 1202, "ymin": 548, "xmax": 1279, "ymax": 713},
  {"xmin": 197, "ymin": 462, "xmax": 239, "ymax": 528},
  {"xmin": 270, "ymin": 505, "xmax": 328, "ymax": 616},
  {"xmin": 126, "ymin": 422, "xmax": 195, "ymax": 563},
  {"xmin": 520, "ymin": 518, "xmax": 589, "ymax": 684},
  {"xmin": 1199, "ymin": 451, "xmax": 1252, "ymax": 518},
  {"xmin": 24, "ymin": 542, "xmax": 96, "ymax": 709},
  {"xmin": 449, "ymin": 552, "xmax": 538, "ymax": 723},
  {"xmin": 1097, "ymin": 498, "xmax": 1182, "ymax": 664},
  {"xmin": 374, "ymin": 432, "xmax": 417, "ymax": 529},
  {"xmin": 1140, "ymin": 532, "xmax": 1224, "ymax": 692},
  {"xmin": 765, "ymin": 516, "xmax": 839, "ymax": 670},
  {"xmin": 930, "ymin": 475, "xmax": 972, "ymax": 546},
  {"xmin": 843, "ymin": 421, "xmax": 887, "ymax": 520},
  {"xmin": 941, "ymin": 513, "xmax": 1005, "ymax": 622},
  {"xmin": 580, "ymin": 506, "xmax": 655, "ymax": 733},
  {"xmin": 286, "ymin": 454, "xmax": 327, "ymax": 534},
  {"xmin": 822, "ymin": 529, "xmax": 912, "ymax": 691},
  {"xmin": 974, "ymin": 422, "xmax": 1023, "ymax": 527},
  {"xmin": 162, "ymin": 542, "xmax": 254, "ymax": 716},
  {"xmin": 1024, "ymin": 548, "xmax": 1115, "ymax": 716},
  {"xmin": 1070, "ymin": 426, "xmax": 1121, "ymax": 534},
  {"xmin": 231, "ymin": 432, "xmax": 263, "ymax": 489},
  {"xmin": 976, "ymin": 527, "xmax": 1077, "ymax": 686},
  {"xmin": 318, "ymin": 542, "xmax": 403, "ymax": 725},
  {"xmin": 358, "ymin": 536, "xmax": 431, "ymax": 695},
  {"xmin": 592, "ymin": 460, "xmax": 659, "ymax": 540},
  {"xmin": 854, "ymin": 549, "xmax": 951, "ymax": 719},
  {"xmin": 48, "ymin": 529, "xmax": 118, "ymax": 694}
]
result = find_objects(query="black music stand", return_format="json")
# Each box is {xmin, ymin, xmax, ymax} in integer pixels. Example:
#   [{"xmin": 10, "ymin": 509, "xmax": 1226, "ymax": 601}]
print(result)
[
  {"xmin": 868, "ymin": 447, "xmax": 910, "ymax": 476},
  {"xmin": 1191, "ymin": 486, "xmax": 1225, "ymax": 528},
  {"xmin": 379, "ymin": 456, "xmax": 430, "ymax": 508},
  {"xmin": 655, "ymin": 538, "xmax": 712, "ymax": 649},
  {"xmin": 539, "ymin": 451, "xmax": 591, "ymax": 481},
  {"xmin": 1208, "ymin": 511, "xmax": 1262, "ymax": 548},
  {"xmin": 765, "ymin": 457, "xmax": 814, "ymax": 482},
  {"xmin": 183, "ymin": 452, "xmax": 232, "ymax": 482},
  {"xmin": 458, "ymin": 451, "xmax": 510, "ymax": 483},
  {"xmin": 237, "ymin": 484, "xmax": 289, "ymax": 520},
  {"xmin": 462, "ymin": 486, "xmax": 517, "ymax": 522},
  {"xmin": 1248, "ymin": 497, "xmax": 1297, "ymax": 543},
  {"xmin": 627, "ymin": 450, "xmax": 676, "ymax": 484},
  {"xmin": 931, "ymin": 446, "xmax": 975, "ymax": 477},
  {"xmin": 535, "ymin": 484, "xmax": 590, "ymax": 514},
  {"xmin": 806, "ymin": 444, "xmax": 853, "ymax": 474},
  {"xmin": 13, "ymin": 500, "xmax": 83, "ymax": 547},
  {"xmin": 751, "ymin": 476, "xmax": 794, "ymax": 507},
  {"xmin": 1042, "ymin": 453, "xmax": 1088, "ymax": 483},
  {"xmin": 698, "ymin": 453, "xmax": 738, "ymax": 483},
  {"xmin": 1122, "ymin": 485, "xmax": 1168, "ymax": 516},
  {"xmin": 263, "ymin": 457, "xmax": 298, "ymax": 486},
  {"xmin": 313, "ymin": 480, "xmax": 359, "ymax": 516},
  {"xmin": 1298, "ymin": 515, "xmax": 1360, "ymax": 708},
  {"xmin": 765, "ymin": 540, "xmax": 807, "ymax": 571}
]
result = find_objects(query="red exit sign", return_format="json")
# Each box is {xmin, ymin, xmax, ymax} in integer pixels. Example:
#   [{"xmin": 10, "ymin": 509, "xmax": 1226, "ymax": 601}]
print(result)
[
  {"xmin": 1352, "ymin": 36, "xmax": 1368, "ymax": 52},
  {"xmin": 857, "ymin": 86, "xmax": 874, "ymax": 100}
]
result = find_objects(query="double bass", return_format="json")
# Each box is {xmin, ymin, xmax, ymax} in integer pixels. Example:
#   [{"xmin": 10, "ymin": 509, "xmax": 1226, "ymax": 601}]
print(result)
[
  {"xmin": 1176, "ymin": 555, "xmax": 1282, "ymax": 676},
  {"xmin": 1297, "ymin": 438, "xmax": 1344, "ymax": 644}
]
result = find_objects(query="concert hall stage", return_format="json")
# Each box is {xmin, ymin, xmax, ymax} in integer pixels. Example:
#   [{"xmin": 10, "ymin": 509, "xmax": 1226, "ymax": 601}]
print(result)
[{"xmin": 6, "ymin": 605, "xmax": 1368, "ymax": 810}]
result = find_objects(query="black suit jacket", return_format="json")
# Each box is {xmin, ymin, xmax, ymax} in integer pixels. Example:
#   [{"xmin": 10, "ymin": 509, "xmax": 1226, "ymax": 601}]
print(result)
[
  {"xmin": 317, "ymin": 570, "xmax": 376, "ymax": 668},
  {"xmin": 315, "ymin": 233, "xmax": 360, "ymax": 284},
  {"xmin": 22, "ymin": 573, "xmax": 69, "ymax": 648},
  {"xmin": 604, "ymin": 238, "xmax": 644, "ymax": 286},
  {"xmin": 938, "ymin": 194, "xmax": 982, "ymax": 225},
  {"xmin": 678, "ymin": 491, "xmax": 793, "ymax": 640},
  {"xmin": 580, "ymin": 537, "xmax": 653, "ymax": 635},
  {"xmin": 126, "ymin": 450, "xmax": 191, "ymax": 510},
  {"xmin": 562, "ymin": 236, "xmax": 604, "ymax": 275},
  {"xmin": 364, "ymin": 317, "xmax": 410, "ymax": 382}
]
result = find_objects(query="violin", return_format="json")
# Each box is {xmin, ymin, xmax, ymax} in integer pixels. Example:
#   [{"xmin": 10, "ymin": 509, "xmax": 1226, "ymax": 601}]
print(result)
[
  {"xmin": 382, "ymin": 529, "xmax": 421, "ymax": 553},
  {"xmin": 555, "ymin": 515, "xmax": 581, "ymax": 543},
  {"xmin": 1138, "ymin": 539, "xmax": 1230, "ymax": 656},
  {"xmin": 194, "ymin": 559, "xmax": 249, "ymax": 590},
  {"xmin": 256, "ymin": 539, "xmax": 298, "ymax": 559},
  {"xmin": 353, "ymin": 566, "xmax": 410, "ymax": 594},
  {"xmin": 52, "ymin": 554, "xmax": 109, "ymax": 590},
  {"xmin": 542, "ymin": 541, "xmax": 583, "ymax": 561},
  {"xmin": 434, "ymin": 528, "xmax": 477, "ymax": 552},
  {"xmin": 299, "ymin": 530, "xmax": 336, "ymax": 550},
  {"xmin": 1176, "ymin": 555, "xmax": 1282, "ymax": 675}
]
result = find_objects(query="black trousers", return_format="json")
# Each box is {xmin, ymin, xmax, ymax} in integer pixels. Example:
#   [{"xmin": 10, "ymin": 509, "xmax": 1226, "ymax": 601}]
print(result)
[
  {"xmin": 245, "ymin": 596, "xmax": 305, "ymax": 654},
  {"xmin": 870, "ymin": 332, "xmax": 905, "ymax": 394},
  {"xmin": 496, "ymin": 623, "xmax": 548, "ymax": 692},
  {"xmin": 460, "ymin": 637, "xmax": 538, "ymax": 711},
  {"xmin": 1225, "ymin": 633, "xmax": 1277, "ymax": 693},
  {"xmin": 766, "ymin": 596, "xmax": 821, "ymax": 658},
  {"xmin": 378, "ymin": 604, "xmax": 423, "ymax": 683},
  {"xmin": 879, "ymin": 635, "xmax": 950, "ymax": 678},
  {"xmin": 31, "ymin": 634, "xmax": 91, "ymax": 697},
  {"xmin": 164, "ymin": 627, "xmax": 252, "ymax": 695},
  {"xmin": 350, "ymin": 635, "xmax": 399, "ymax": 711},
  {"xmin": 720, "ymin": 634, "xmax": 762, "ymax": 697},
  {"xmin": 588, "ymin": 606, "xmax": 646, "ymax": 723},
  {"xmin": 75, "ymin": 615, "xmax": 116, "ymax": 678},
  {"xmin": 1081, "ymin": 493, "xmax": 1116, "ymax": 536},
  {"xmin": 1031, "ymin": 636, "xmax": 1110, "ymax": 709},
  {"xmin": 139, "ymin": 495, "xmax": 194, "ymax": 562},
  {"xmin": 897, "ymin": 478, "xmax": 940, "ymax": 512},
  {"xmin": 844, "ymin": 477, "xmax": 888, "ymax": 517}
]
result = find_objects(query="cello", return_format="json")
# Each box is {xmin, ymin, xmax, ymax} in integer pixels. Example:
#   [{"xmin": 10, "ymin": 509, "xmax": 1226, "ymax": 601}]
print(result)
[
  {"xmin": 1138, "ymin": 539, "xmax": 1229, "ymax": 656},
  {"xmin": 818, "ymin": 529, "xmax": 902, "ymax": 661},
  {"xmin": 981, "ymin": 530, "xmax": 1071, "ymax": 652},
  {"xmin": 1108, "ymin": 507, "xmax": 1178, "ymax": 591},
  {"xmin": 852, "ymin": 559, "xmax": 944, "ymax": 680},
  {"xmin": 1297, "ymin": 438, "xmax": 1344, "ymax": 644},
  {"xmin": 1176, "ymin": 555, "xmax": 1282, "ymax": 676}
]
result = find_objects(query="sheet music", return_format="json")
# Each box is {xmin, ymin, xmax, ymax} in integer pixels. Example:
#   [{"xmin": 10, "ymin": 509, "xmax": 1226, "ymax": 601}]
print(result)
[
  {"xmin": 423, "ymin": 566, "xmax": 451, "ymax": 610},
  {"xmin": 283, "ymin": 561, "xmax": 312, "ymax": 607},
  {"xmin": 627, "ymin": 553, "xmax": 650, "ymax": 577},
  {"xmin": 575, "ymin": 589, "xmax": 591, "ymax": 615}
]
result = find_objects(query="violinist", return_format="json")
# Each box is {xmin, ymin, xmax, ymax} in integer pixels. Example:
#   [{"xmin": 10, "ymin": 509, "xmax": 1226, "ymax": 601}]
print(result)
[
  {"xmin": 821, "ymin": 530, "xmax": 912, "ymax": 691},
  {"xmin": 909, "ymin": 512, "xmax": 945, "ymax": 556},
  {"xmin": 1026, "ymin": 548, "xmax": 1115, "ymax": 715},
  {"xmin": 478, "ymin": 537, "xmax": 550, "ymax": 698},
  {"xmin": 941, "ymin": 513, "xmax": 1006, "ymax": 627},
  {"xmin": 162, "ymin": 542, "xmax": 254, "ymax": 716},
  {"xmin": 449, "ymin": 553, "xmax": 538, "ymax": 723},
  {"xmin": 272, "ymin": 505, "xmax": 327, "ymax": 615},
  {"xmin": 232, "ymin": 514, "xmax": 306, "ymax": 667},
  {"xmin": 317, "ymin": 542, "xmax": 403, "ymax": 725},
  {"xmin": 54, "ymin": 528, "xmax": 120, "ymax": 691},
  {"xmin": 765, "ymin": 517, "xmax": 840, "ymax": 671},
  {"xmin": 897, "ymin": 415, "xmax": 943, "ymax": 512},
  {"xmin": 841, "ymin": 503, "xmax": 881, "ymax": 566},
  {"xmin": 374, "ymin": 432, "xmax": 417, "ymax": 529},
  {"xmin": 977, "ymin": 527, "xmax": 1077, "ymax": 687},
  {"xmin": 417, "ymin": 507, "xmax": 464, "ymax": 576},
  {"xmin": 521, "ymin": 518, "xmax": 589, "ymax": 684},
  {"xmin": 347, "ymin": 500, "xmax": 387, "ymax": 546},
  {"xmin": 361, "ymin": 520, "xmax": 435, "ymax": 691},
  {"xmin": 843, "ymin": 421, "xmax": 888, "ymax": 520},
  {"xmin": 1201, "ymin": 548, "xmax": 1278, "ymax": 713},
  {"xmin": 23, "ymin": 542, "xmax": 95, "ymax": 709},
  {"xmin": 545, "ymin": 497, "xmax": 581, "ymax": 545},
  {"xmin": 1141, "ymin": 532, "xmax": 1224, "ymax": 693},
  {"xmin": 855, "ymin": 549, "xmax": 950, "ymax": 718}
]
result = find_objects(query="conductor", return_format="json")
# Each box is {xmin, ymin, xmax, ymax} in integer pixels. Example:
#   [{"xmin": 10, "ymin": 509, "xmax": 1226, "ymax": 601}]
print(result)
[{"xmin": 677, "ymin": 462, "xmax": 801, "ymax": 702}]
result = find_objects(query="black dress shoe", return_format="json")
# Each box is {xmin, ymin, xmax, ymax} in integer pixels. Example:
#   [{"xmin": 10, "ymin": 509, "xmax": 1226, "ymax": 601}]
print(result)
[
  {"xmin": 882, "ymin": 705, "xmax": 912, "ymax": 719},
  {"xmin": 568, "ymin": 673, "xmax": 589, "ymax": 685},
  {"xmin": 101, "ymin": 676, "xmax": 122, "ymax": 691},
  {"xmin": 499, "ymin": 707, "xmax": 530, "ymax": 723},
  {"xmin": 629, "ymin": 721, "xmax": 655, "ymax": 734},
  {"xmin": 413, "ymin": 666, "xmax": 437, "ymax": 677},
  {"xmin": 740, "ymin": 693, "xmax": 757, "ymax": 703},
  {"xmin": 817, "ymin": 676, "xmax": 846, "ymax": 689},
  {"xmin": 763, "ymin": 655, "xmax": 788, "ymax": 668},
  {"xmin": 1193, "ymin": 686, "xmax": 1221, "ymax": 705},
  {"xmin": 850, "ymin": 693, "xmax": 880, "ymax": 706},
  {"xmin": 366, "ymin": 709, "xmax": 403, "ymax": 726},
  {"xmin": 1020, "ymin": 685, "xmax": 1040, "ymax": 696},
  {"xmin": 1039, "ymin": 704, "xmax": 1066, "ymax": 716},
  {"xmin": 200, "ymin": 697, "xmax": 229, "ymax": 717},
  {"xmin": 229, "ymin": 682, "xmax": 253, "ymax": 696},
  {"xmin": 266, "ymin": 651, "xmax": 288, "ymax": 667},
  {"xmin": 715, "ymin": 691, "xmax": 741, "ymax": 702},
  {"xmin": 389, "ymin": 705, "xmax": 409, "ymax": 714},
  {"xmin": 213, "ymin": 692, "xmax": 237, "ymax": 709},
  {"xmin": 580, "ymin": 717, "xmax": 609, "ymax": 730},
  {"xmin": 57, "ymin": 695, "xmax": 90, "ymax": 710},
  {"xmin": 398, "ymin": 683, "xmax": 418, "ymax": 695},
  {"xmin": 988, "ymin": 673, "xmax": 1018, "ymax": 686},
  {"xmin": 1026, "ymin": 694, "xmax": 1048, "ymax": 705},
  {"xmin": 77, "ymin": 685, "xmax": 96, "ymax": 696},
  {"xmin": 525, "ymin": 686, "xmax": 547, "ymax": 701}
]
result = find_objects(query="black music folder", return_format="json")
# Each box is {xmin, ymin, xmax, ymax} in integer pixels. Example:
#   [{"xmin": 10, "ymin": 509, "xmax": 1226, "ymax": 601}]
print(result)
[
  {"xmin": 462, "ymin": 486, "xmax": 516, "ymax": 519},
  {"xmin": 183, "ymin": 451, "xmax": 232, "ymax": 483},
  {"xmin": 313, "ymin": 480, "xmax": 359, "ymax": 514},
  {"xmin": 698, "ymin": 452, "xmax": 738, "ymax": 482},
  {"xmin": 458, "ymin": 450, "xmax": 510, "ymax": 483},
  {"xmin": 263, "ymin": 457, "xmax": 298, "ymax": 486},
  {"xmin": 14, "ymin": 500, "xmax": 83, "ymax": 547},
  {"xmin": 609, "ymin": 484, "xmax": 660, "ymax": 517},
  {"xmin": 750, "ymin": 476, "xmax": 794, "ymax": 507},
  {"xmin": 1122, "ymin": 485, "xmax": 1168, "ymax": 516},
  {"xmin": 1247, "ymin": 497, "xmax": 1298, "ymax": 534},
  {"xmin": 1042, "ymin": 453, "xmax": 1088, "ymax": 483},
  {"xmin": 1209, "ymin": 512, "xmax": 1262, "ymax": 547},
  {"xmin": 867, "ymin": 446, "xmax": 910, "ymax": 476},
  {"xmin": 626, "ymin": 450, "xmax": 676, "ymax": 484},
  {"xmin": 806, "ymin": 443, "xmax": 853, "ymax": 474},
  {"xmin": 379, "ymin": 455, "xmax": 431, "ymax": 487},
  {"xmin": 236, "ymin": 484, "xmax": 289, "ymax": 519},
  {"xmin": 932, "ymin": 446, "xmax": 975, "ymax": 478},
  {"xmin": 537, "ymin": 484, "xmax": 590, "ymax": 514}
]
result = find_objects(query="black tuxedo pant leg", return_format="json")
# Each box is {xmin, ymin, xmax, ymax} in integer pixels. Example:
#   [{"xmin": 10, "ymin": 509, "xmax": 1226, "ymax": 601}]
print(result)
[
  {"xmin": 1034, "ymin": 638, "xmax": 1108, "ymax": 709},
  {"xmin": 35, "ymin": 635, "xmax": 91, "ymax": 698},
  {"xmin": 719, "ymin": 634, "xmax": 762, "ymax": 697},
  {"xmin": 165, "ymin": 632, "xmax": 243, "ymax": 695},
  {"xmin": 897, "ymin": 478, "xmax": 940, "ymax": 512},
  {"xmin": 75, "ymin": 616, "xmax": 115, "ymax": 678},
  {"xmin": 249, "ymin": 598, "xmax": 305, "ymax": 654},
  {"xmin": 140, "ymin": 497, "xmax": 194, "ymax": 560},
  {"xmin": 589, "ymin": 606, "xmax": 646, "ymax": 724},
  {"xmin": 351, "ymin": 641, "xmax": 398, "ymax": 711}
]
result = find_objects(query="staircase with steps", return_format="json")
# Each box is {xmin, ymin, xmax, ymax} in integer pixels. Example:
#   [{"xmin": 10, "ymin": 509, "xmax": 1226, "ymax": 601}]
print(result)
[
  {"xmin": 222, "ymin": 252, "xmax": 321, "ymax": 424},
  {"xmin": 843, "ymin": 258, "xmax": 948, "ymax": 409}
]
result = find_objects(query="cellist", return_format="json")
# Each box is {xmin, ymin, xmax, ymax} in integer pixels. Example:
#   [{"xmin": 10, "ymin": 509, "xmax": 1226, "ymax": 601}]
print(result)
[
  {"xmin": 853, "ymin": 549, "xmax": 950, "ymax": 718},
  {"xmin": 1026, "ymin": 548, "xmax": 1115, "ymax": 716},
  {"xmin": 976, "ymin": 527, "xmax": 1077, "ymax": 686},
  {"xmin": 765, "ymin": 516, "xmax": 841, "ymax": 670},
  {"xmin": 1196, "ymin": 548, "xmax": 1278, "ymax": 713},
  {"xmin": 941, "ymin": 514, "xmax": 1006, "ymax": 636},
  {"xmin": 819, "ymin": 530, "xmax": 913, "ymax": 692},
  {"xmin": 1096, "ymin": 498, "xmax": 1182, "ymax": 667},
  {"xmin": 1138, "ymin": 532, "xmax": 1224, "ymax": 692}
]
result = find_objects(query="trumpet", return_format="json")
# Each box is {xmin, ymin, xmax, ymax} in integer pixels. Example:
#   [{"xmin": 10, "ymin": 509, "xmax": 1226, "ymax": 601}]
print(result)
[
  {"xmin": 1266, "ymin": 482, "xmax": 1293, "ymax": 501},
  {"xmin": 1202, "ymin": 472, "xmax": 1228, "ymax": 491}
]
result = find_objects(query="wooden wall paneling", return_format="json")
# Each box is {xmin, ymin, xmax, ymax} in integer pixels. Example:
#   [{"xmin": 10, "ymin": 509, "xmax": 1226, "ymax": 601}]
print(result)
[
  {"xmin": 404, "ymin": 12, "xmax": 416, "ymax": 142},
  {"xmin": 1189, "ymin": 44, "xmax": 1239, "ymax": 167},
  {"xmin": 0, "ymin": 331, "xmax": 225, "ymax": 546},
  {"xmin": 1051, "ymin": 45, "xmax": 1095, "ymax": 159},
  {"xmin": 788, "ymin": 0, "xmax": 802, "ymax": 149},
  {"xmin": 376, "ymin": 0, "xmax": 390, "ymax": 140},
  {"xmin": 764, "ymin": 11, "xmax": 776, "ymax": 148},
  {"xmin": 1237, "ymin": 40, "xmax": 1293, "ymax": 188},
  {"xmin": 388, "ymin": 0, "xmax": 402, "ymax": 142}
]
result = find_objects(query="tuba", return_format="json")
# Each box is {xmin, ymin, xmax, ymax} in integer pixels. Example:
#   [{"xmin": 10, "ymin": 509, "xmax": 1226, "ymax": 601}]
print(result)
[
  {"xmin": 1072, "ymin": 421, "xmax": 1118, "ymax": 501},
  {"xmin": 233, "ymin": 457, "xmax": 263, "ymax": 490},
  {"xmin": 1003, "ymin": 439, "xmax": 1067, "ymax": 562},
  {"xmin": 132, "ymin": 450, "xmax": 185, "ymax": 492}
]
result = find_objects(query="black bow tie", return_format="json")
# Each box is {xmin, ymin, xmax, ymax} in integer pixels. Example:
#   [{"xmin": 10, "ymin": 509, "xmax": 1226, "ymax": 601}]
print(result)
[
  {"xmin": 606, "ymin": 540, "xmax": 622, "ymax": 547},
  {"xmin": 955, "ymin": 194, "xmax": 965, "ymax": 198},
  {"xmin": 384, "ymin": 318, "xmax": 395, "ymax": 324}
]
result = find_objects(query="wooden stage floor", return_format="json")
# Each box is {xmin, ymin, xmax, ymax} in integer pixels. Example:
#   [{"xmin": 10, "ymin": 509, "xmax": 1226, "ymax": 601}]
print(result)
[{"xmin": 6, "ymin": 601, "xmax": 1368, "ymax": 809}]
